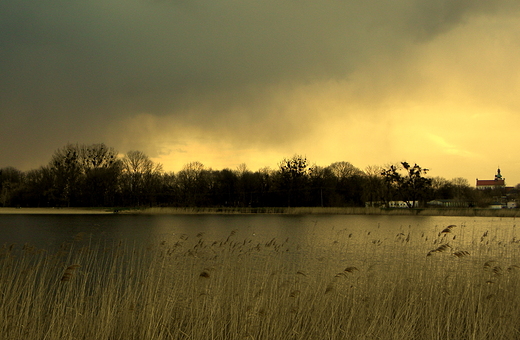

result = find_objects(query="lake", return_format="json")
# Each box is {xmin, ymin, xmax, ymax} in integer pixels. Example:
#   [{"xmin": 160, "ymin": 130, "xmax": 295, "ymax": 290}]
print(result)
[
  {"xmin": 1, "ymin": 213, "xmax": 518, "ymax": 260},
  {"xmin": 3, "ymin": 213, "xmax": 520, "ymax": 339}
]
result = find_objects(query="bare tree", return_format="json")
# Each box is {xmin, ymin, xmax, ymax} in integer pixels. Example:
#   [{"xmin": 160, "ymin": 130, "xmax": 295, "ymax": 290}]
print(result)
[
  {"xmin": 362, "ymin": 165, "xmax": 386, "ymax": 206},
  {"xmin": 235, "ymin": 163, "xmax": 249, "ymax": 176},
  {"xmin": 48, "ymin": 143, "xmax": 122, "ymax": 206},
  {"xmin": 121, "ymin": 150, "xmax": 163, "ymax": 206},
  {"xmin": 450, "ymin": 177, "xmax": 473, "ymax": 202},
  {"xmin": 0, "ymin": 167, "xmax": 23, "ymax": 206},
  {"xmin": 176, "ymin": 162, "xmax": 208, "ymax": 206},
  {"xmin": 381, "ymin": 162, "xmax": 432, "ymax": 208},
  {"xmin": 79, "ymin": 144, "xmax": 121, "ymax": 206},
  {"xmin": 79, "ymin": 143, "xmax": 119, "ymax": 171},
  {"xmin": 364, "ymin": 165, "xmax": 383, "ymax": 177},
  {"xmin": 122, "ymin": 150, "xmax": 162, "ymax": 175},
  {"xmin": 328, "ymin": 161, "xmax": 363, "ymax": 179},
  {"xmin": 49, "ymin": 144, "xmax": 83, "ymax": 206},
  {"xmin": 278, "ymin": 155, "xmax": 312, "ymax": 207}
]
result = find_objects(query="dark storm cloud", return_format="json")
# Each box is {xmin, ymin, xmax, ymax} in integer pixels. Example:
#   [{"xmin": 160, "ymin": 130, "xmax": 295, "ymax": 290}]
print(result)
[
  {"xmin": 402, "ymin": 1, "xmax": 516, "ymax": 41},
  {"xmin": 1, "ymin": 0, "xmax": 518, "ymax": 169}
]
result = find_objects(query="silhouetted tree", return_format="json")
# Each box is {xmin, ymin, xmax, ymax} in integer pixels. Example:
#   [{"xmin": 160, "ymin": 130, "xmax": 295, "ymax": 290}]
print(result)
[
  {"xmin": 430, "ymin": 176, "xmax": 454, "ymax": 202},
  {"xmin": 309, "ymin": 166, "xmax": 336, "ymax": 206},
  {"xmin": 47, "ymin": 143, "xmax": 122, "ymax": 206},
  {"xmin": 362, "ymin": 165, "xmax": 386, "ymax": 206},
  {"xmin": 381, "ymin": 162, "xmax": 432, "ymax": 208},
  {"xmin": 121, "ymin": 150, "xmax": 163, "ymax": 206},
  {"xmin": 6, "ymin": 141, "xmax": 498, "ymax": 210},
  {"xmin": 278, "ymin": 155, "xmax": 313, "ymax": 207},
  {"xmin": 0, "ymin": 167, "xmax": 23, "ymax": 206},
  {"xmin": 49, "ymin": 144, "xmax": 83, "ymax": 206},
  {"xmin": 176, "ymin": 162, "xmax": 209, "ymax": 206},
  {"xmin": 252, "ymin": 167, "xmax": 274, "ymax": 207},
  {"xmin": 20, "ymin": 167, "xmax": 55, "ymax": 207},
  {"xmin": 450, "ymin": 177, "xmax": 474, "ymax": 203},
  {"xmin": 209, "ymin": 169, "xmax": 238, "ymax": 206},
  {"xmin": 80, "ymin": 144, "xmax": 121, "ymax": 206},
  {"xmin": 157, "ymin": 172, "xmax": 179, "ymax": 206},
  {"xmin": 328, "ymin": 161, "xmax": 363, "ymax": 179},
  {"xmin": 79, "ymin": 143, "xmax": 119, "ymax": 170},
  {"xmin": 327, "ymin": 162, "xmax": 365, "ymax": 206}
]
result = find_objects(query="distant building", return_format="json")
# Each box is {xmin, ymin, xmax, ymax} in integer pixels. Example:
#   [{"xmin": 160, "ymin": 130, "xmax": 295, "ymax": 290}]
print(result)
[
  {"xmin": 365, "ymin": 201, "xmax": 418, "ymax": 208},
  {"xmin": 387, "ymin": 201, "xmax": 418, "ymax": 208},
  {"xmin": 476, "ymin": 168, "xmax": 506, "ymax": 189},
  {"xmin": 427, "ymin": 199, "xmax": 471, "ymax": 208}
]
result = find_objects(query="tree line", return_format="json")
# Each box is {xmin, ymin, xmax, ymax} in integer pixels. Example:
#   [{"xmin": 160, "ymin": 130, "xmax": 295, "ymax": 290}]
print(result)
[{"xmin": 0, "ymin": 143, "xmax": 513, "ymax": 208}]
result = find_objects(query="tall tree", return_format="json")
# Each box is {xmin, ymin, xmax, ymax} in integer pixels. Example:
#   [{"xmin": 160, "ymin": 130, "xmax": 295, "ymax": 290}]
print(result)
[
  {"xmin": 309, "ymin": 165, "xmax": 336, "ymax": 207},
  {"xmin": 381, "ymin": 162, "xmax": 432, "ymax": 208},
  {"xmin": 49, "ymin": 143, "xmax": 121, "ymax": 206},
  {"xmin": 430, "ymin": 176, "xmax": 453, "ymax": 199},
  {"xmin": 176, "ymin": 162, "xmax": 208, "ymax": 206},
  {"xmin": 278, "ymin": 155, "xmax": 313, "ymax": 207},
  {"xmin": 79, "ymin": 143, "xmax": 119, "ymax": 170},
  {"xmin": 209, "ymin": 169, "xmax": 238, "ymax": 206},
  {"xmin": 327, "ymin": 162, "xmax": 365, "ymax": 206},
  {"xmin": 22, "ymin": 167, "xmax": 55, "ymax": 207},
  {"xmin": 49, "ymin": 144, "xmax": 83, "ymax": 206},
  {"xmin": 450, "ymin": 177, "xmax": 477, "ymax": 205},
  {"xmin": 362, "ymin": 165, "xmax": 386, "ymax": 206},
  {"xmin": 80, "ymin": 144, "xmax": 121, "ymax": 206},
  {"xmin": 0, "ymin": 167, "xmax": 23, "ymax": 206},
  {"xmin": 328, "ymin": 162, "xmax": 363, "ymax": 179},
  {"xmin": 121, "ymin": 150, "xmax": 163, "ymax": 206}
]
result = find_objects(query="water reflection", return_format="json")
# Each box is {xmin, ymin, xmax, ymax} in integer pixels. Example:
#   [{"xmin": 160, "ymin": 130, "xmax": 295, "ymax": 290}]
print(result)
[{"xmin": 0, "ymin": 214, "xmax": 517, "ymax": 268}]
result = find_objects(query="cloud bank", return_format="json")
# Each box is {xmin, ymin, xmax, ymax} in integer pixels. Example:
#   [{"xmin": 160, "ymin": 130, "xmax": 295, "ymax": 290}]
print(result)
[{"xmin": 1, "ymin": 0, "xmax": 519, "ymax": 183}]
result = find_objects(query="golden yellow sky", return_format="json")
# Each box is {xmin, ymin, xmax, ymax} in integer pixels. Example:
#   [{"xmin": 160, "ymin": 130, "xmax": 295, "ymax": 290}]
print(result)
[
  {"xmin": 109, "ymin": 12, "xmax": 520, "ymax": 184},
  {"xmin": 1, "ymin": 1, "xmax": 519, "ymax": 185}
]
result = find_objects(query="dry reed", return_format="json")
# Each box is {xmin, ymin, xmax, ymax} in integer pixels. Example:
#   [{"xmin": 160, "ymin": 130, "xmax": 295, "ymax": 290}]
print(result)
[
  {"xmin": 119, "ymin": 206, "xmax": 520, "ymax": 217},
  {"xmin": 2, "ymin": 221, "xmax": 520, "ymax": 339}
]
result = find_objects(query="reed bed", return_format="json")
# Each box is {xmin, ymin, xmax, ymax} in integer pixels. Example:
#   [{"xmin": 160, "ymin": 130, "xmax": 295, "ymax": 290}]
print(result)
[
  {"xmin": 121, "ymin": 206, "xmax": 520, "ymax": 217},
  {"xmin": 2, "ymin": 223, "xmax": 520, "ymax": 339}
]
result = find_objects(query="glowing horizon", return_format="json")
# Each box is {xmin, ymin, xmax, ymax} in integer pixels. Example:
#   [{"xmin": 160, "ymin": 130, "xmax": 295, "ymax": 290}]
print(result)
[{"xmin": 1, "ymin": 0, "xmax": 519, "ymax": 186}]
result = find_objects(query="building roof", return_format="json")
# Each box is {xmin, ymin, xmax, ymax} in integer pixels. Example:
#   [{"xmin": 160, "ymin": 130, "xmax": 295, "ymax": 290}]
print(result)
[{"xmin": 476, "ymin": 179, "xmax": 505, "ymax": 187}]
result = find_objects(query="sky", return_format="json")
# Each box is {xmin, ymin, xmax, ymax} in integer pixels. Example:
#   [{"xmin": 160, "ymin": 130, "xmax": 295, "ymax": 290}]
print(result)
[{"xmin": 1, "ymin": 0, "xmax": 520, "ymax": 186}]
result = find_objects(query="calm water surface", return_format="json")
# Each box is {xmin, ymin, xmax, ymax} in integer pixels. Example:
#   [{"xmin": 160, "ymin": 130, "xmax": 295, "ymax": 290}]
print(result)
[
  {"xmin": 1, "ymin": 213, "xmax": 519, "ymax": 281},
  {"xmin": 0, "ymin": 213, "xmax": 517, "ymax": 250}
]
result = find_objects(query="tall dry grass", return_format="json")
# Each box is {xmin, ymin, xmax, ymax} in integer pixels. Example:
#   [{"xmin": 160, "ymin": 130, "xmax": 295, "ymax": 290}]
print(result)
[
  {"xmin": 2, "ymin": 223, "xmax": 520, "ymax": 339},
  {"xmin": 120, "ymin": 206, "xmax": 520, "ymax": 217}
]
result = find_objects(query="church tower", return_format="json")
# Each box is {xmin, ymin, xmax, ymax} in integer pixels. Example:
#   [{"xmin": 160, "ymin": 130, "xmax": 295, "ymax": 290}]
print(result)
[
  {"xmin": 476, "ymin": 168, "xmax": 506, "ymax": 189},
  {"xmin": 495, "ymin": 168, "xmax": 504, "ymax": 181}
]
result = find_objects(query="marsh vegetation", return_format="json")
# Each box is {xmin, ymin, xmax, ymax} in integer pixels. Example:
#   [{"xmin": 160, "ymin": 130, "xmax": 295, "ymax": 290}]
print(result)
[
  {"xmin": 3, "ymin": 143, "xmax": 514, "ymax": 210},
  {"xmin": 2, "ymin": 221, "xmax": 520, "ymax": 339}
]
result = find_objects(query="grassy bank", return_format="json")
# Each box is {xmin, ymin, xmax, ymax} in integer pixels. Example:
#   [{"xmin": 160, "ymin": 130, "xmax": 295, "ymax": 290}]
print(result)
[
  {"xmin": 119, "ymin": 206, "xmax": 520, "ymax": 217},
  {"xmin": 1, "ymin": 206, "xmax": 518, "ymax": 217},
  {"xmin": 0, "ymin": 207, "xmax": 114, "ymax": 214},
  {"xmin": 2, "ymin": 224, "xmax": 520, "ymax": 339}
]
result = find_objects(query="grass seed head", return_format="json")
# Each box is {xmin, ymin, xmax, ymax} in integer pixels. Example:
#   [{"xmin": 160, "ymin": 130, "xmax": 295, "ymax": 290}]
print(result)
[
  {"xmin": 484, "ymin": 260, "xmax": 497, "ymax": 270},
  {"xmin": 344, "ymin": 266, "xmax": 359, "ymax": 273},
  {"xmin": 61, "ymin": 264, "xmax": 80, "ymax": 282},
  {"xmin": 289, "ymin": 290, "xmax": 300, "ymax": 298},
  {"xmin": 453, "ymin": 250, "xmax": 470, "ymax": 258},
  {"xmin": 325, "ymin": 284, "xmax": 335, "ymax": 294},
  {"xmin": 507, "ymin": 265, "xmax": 520, "ymax": 272},
  {"xmin": 427, "ymin": 244, "xmax": 451, "ymax": 256}
]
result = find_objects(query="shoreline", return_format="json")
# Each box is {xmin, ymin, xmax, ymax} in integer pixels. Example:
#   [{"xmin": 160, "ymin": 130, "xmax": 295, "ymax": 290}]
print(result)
[
  {"xmin": 125, "ymin": 207, "xmax": 520, "ymax": 217},
  {"xmin": 0, "ymin": 207, "xmax": 114, "ymax": 214},
  {"xmin": 1, "ymin": 206, "xmax": 519, "ymax": 217}
]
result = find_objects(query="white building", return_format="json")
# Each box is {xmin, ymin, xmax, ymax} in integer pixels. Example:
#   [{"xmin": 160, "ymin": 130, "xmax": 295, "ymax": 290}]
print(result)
[{"xmin": 365, "ymin": 201, "xmax": 419, "ymax": 208}]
